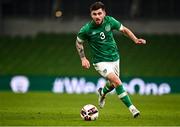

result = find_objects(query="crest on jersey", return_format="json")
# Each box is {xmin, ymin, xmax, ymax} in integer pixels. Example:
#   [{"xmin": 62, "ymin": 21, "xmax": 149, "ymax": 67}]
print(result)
[{"xmin": 105, "ymin": 25, "xmax": 111, "ymax": 32}]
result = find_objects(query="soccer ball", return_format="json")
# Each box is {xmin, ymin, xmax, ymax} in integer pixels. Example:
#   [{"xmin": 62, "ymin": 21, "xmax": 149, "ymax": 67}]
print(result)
[{"xmin": 80, "ymin": 104, "xmax": 99, "ymax": 121}]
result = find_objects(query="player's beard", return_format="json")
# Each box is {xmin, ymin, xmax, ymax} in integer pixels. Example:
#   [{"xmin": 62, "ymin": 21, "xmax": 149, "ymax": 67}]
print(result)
[{"xmin": 95, "ymin": 18, "xmax": 103, "ymax": 25}]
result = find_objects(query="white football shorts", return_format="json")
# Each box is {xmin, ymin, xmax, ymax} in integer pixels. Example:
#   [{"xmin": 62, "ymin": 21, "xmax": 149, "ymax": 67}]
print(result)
[{"xmin": 93, "ymin": 59, "xmax": 119, "ymax": 78}]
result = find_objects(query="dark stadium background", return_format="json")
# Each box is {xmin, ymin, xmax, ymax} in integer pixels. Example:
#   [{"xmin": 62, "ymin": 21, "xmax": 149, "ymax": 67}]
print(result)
[
  {"xmin": 0, "ymin": 0, "xmax": 180, "ymax": 95},
  {"xmin": 0, "ymin": 0, "xmax": 180, "ymax": 92}
]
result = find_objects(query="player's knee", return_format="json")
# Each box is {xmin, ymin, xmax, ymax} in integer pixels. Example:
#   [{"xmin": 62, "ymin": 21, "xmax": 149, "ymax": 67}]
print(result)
[
  {"xmin": 114, "ymin": 79, "xmax": 122, "ymax": 86},
  {"xmin": 110, "ymin": 78, "xmax": 121, "ymax": 87},
  {"xmin": 107, "ymin": 72, "xmax": 122, "ymax": 86}
]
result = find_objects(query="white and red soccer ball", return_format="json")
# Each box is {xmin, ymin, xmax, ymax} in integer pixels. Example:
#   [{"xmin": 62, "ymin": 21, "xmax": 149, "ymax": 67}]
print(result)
[{"xmin": 80, "ymin": 104, "xmax": 99, "ymax": 121}]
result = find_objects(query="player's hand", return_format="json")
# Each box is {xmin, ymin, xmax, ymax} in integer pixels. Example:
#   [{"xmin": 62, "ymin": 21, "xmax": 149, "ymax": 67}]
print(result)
[
  {"xmin": 81, "ymin": 57, "xmax": 90, "ymax": 69},
  {"xmin": 135, "ymin": 38, "xmax": 146, "ymax": 44}
]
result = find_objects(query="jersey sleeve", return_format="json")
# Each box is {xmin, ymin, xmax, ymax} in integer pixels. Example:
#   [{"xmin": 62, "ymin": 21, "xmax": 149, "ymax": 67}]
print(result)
[
  {"xmin": 109, "ymin": 16, "xmax": 123, "ymax": 31},
  {"xmin": 77, "ymin": 24, "xmax": 88, "ymax": 43}
]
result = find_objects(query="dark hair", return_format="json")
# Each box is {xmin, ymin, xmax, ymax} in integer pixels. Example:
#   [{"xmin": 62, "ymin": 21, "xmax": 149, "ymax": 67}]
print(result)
[{"xmin": 90, "ymin": 1, "xmax": 105, "ymax": 12}]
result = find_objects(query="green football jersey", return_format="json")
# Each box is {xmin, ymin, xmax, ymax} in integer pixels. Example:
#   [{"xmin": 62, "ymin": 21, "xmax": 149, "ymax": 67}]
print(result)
[{"xmin": 77, "ymin": 16, "xmax": 122, "ymax": 63}]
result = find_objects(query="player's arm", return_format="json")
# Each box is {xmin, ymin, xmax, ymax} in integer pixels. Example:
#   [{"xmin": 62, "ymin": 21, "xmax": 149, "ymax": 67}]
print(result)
[
  {"xmin": 76, "ymin": 38, "xmax": 90, "ymax": 69},
  {"xmin": 120, "ymin": 25, "xmax": 146, "ymax": 44}
]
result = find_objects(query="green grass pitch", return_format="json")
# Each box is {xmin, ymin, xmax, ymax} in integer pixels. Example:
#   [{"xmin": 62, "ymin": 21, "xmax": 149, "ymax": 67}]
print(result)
[{"xmin": 0, "ymin": 92, "xmax": 180, "ymax": 126}]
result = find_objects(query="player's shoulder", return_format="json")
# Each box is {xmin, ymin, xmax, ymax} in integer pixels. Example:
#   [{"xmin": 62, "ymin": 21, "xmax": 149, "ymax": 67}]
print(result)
[
  {"xmin": 105, "ymin": 15, "xmax": 113, "ymax": 19},
  {"xmin": 105, "ymin": 16, "xmax": 118, "ymax": 21},
  {"xmin": 80, "ymin": 21, "xmax": 91, "ymax": 32}
]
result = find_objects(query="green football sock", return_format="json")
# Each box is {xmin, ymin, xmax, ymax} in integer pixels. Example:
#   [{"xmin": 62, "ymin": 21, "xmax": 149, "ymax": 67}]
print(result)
[
  {"xmin": 115, "ymin": 85, "xmax": 132, "ymax": 108},
  {"xmin": 102, "ymin": 82, "xmax": 114, "ymax": 95}
]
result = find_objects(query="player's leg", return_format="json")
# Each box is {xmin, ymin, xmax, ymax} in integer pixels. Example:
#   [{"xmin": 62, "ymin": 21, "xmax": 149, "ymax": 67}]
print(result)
[
  {"xmin": 98, "ymin": 81, "xmax": 114, "ymax": 108},
  {"xmin": 93, "ymin": 62, "xmax": 115, "ymax": 108},
  {"xmin": 99, "ymin": 81, "xmax": 114, "ymax": 96},
  {"xmin": 107, "ymin": 73, "xmax": 140, "ymax": 118},
  {"xmin": 107, "ymin": 73, "xmax": 133, "ymax": 107}
]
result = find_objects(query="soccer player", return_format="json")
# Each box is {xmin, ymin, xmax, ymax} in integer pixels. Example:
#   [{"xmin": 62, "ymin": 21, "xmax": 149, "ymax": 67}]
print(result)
[{"xmin": 75, "ymin": 1, "xmax": 146, "ymax": 118}]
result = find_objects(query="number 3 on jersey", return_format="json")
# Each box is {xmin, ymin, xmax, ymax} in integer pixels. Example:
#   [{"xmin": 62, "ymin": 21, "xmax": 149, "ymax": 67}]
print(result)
[{"xmin": 100, "ymin": 32, "xmax": 105, "ymax": 40}]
